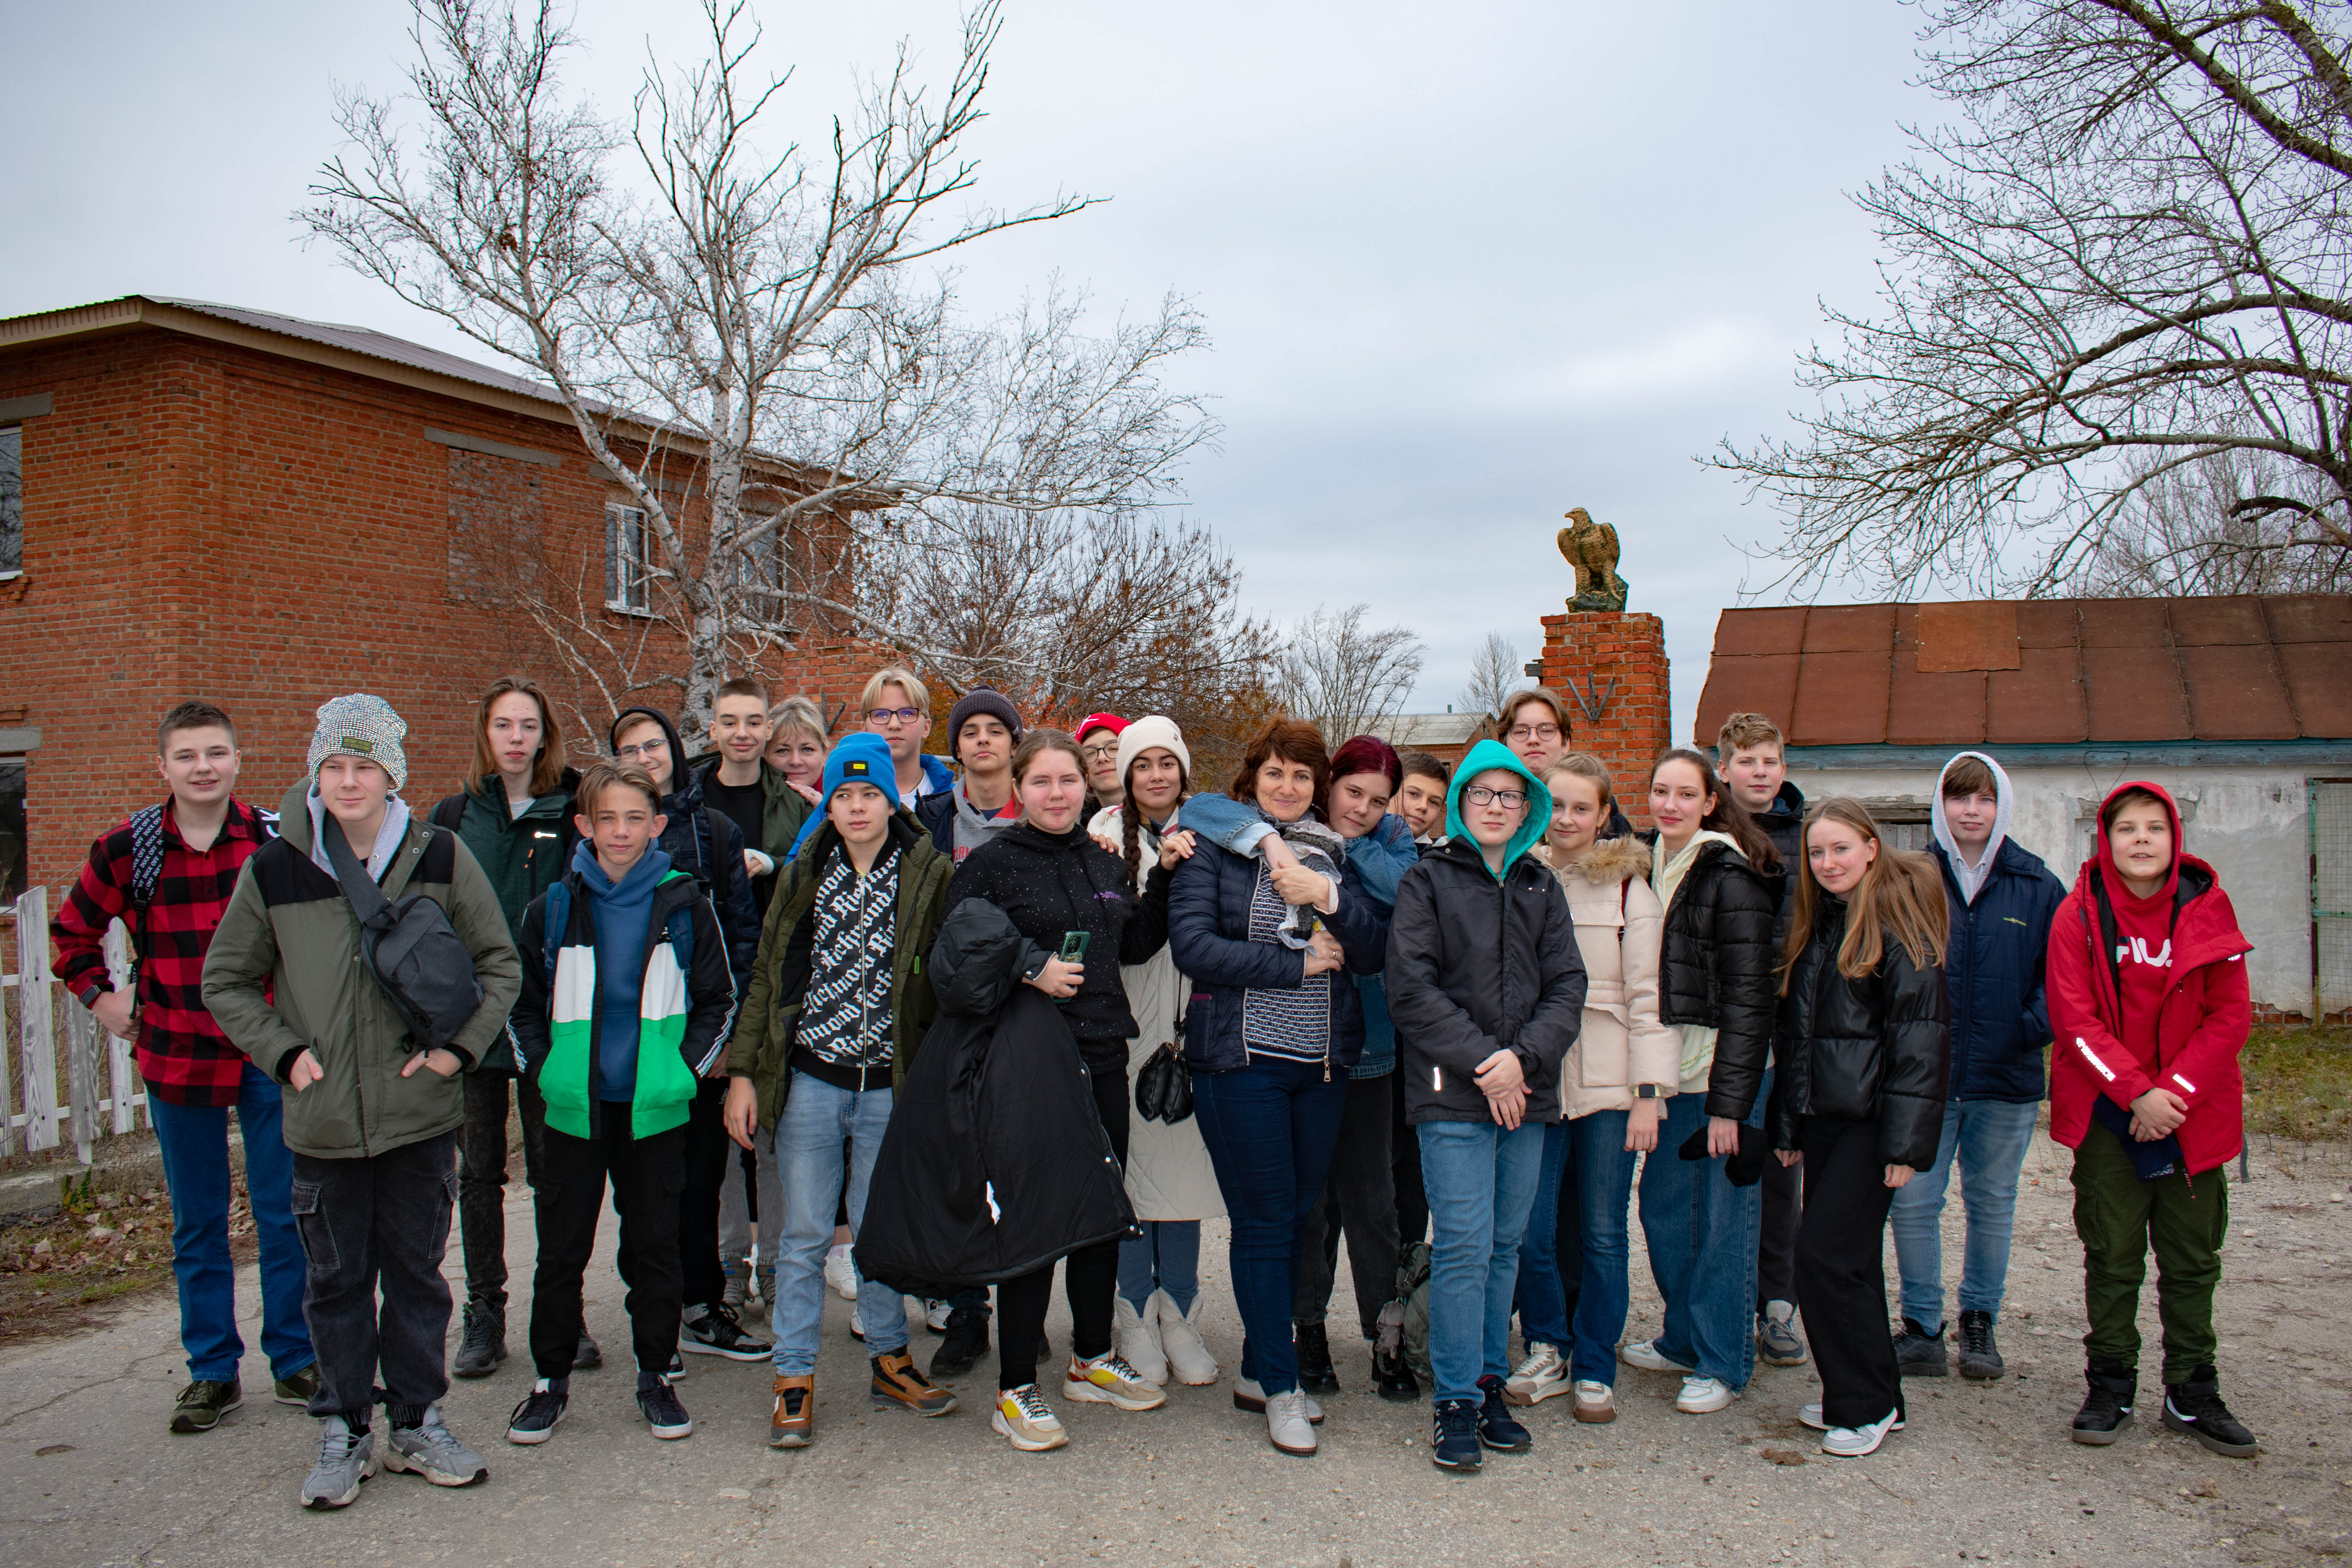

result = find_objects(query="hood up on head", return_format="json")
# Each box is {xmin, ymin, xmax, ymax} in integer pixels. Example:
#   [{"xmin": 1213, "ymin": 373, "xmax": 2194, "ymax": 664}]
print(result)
[
  {"xmin": 1930, "ymin": 750, "xmax": 2015, "ymax": 906},
  {"xmin": 1444, "ymin": 739, "xmax": 1553, "ymax": 879},
  {"xmin": 609, "ymin": 707, "xmax": 696, "ymax": 806},
  {"xmin": 2092, "ymin": 779, "xmax": 2183, "ymax": 905}
]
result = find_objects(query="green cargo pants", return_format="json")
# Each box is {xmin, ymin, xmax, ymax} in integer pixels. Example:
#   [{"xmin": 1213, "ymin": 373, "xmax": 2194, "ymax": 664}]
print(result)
[{"xmin": 2071, "ymin": 1119, "xmax": 2229, "ymax": 1384}]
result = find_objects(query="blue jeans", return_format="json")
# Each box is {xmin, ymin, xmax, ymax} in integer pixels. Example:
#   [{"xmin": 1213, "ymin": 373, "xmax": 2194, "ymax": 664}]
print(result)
[
  {"xmin": 1566, "ymin": 1108, "xmax": 1639, "ymax": 1385},
  {"xmin": 1636, "ymin": 1090, "xmax": 1762, "ymax": 1389},
  {"xmin": 1118, "ymin": 1220, "xmax": 1202, "ymax": 1313},
  {"xmin": 1509, "ymin": 1119, "xmax": 1572, "ymax": 1347},
  {"xmin": 1192, "ymin": 1056, "xmax": 1348, "ymax": 1397},
  {"xmin": 1419, "ymin": 1119, "xmax": 1545, "ymax": 1405},
  {"xmin": 149, "ymin": 1064, "xmax": 312, "ymax": 1383},
  {"xmin": 769, "ymin": 1076, "xmax": 906, "ymax": 1375},
  {"xmin": 1888, "ymin": 1097, "xmax": 2041, "ymax": 1331}
]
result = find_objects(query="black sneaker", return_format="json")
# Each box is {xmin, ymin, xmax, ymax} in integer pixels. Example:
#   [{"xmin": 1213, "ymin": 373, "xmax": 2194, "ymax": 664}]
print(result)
[
  {"xmin": 931, "ymin": 1307, "xmax": 990, "ymax": 1379},
  {"xmin": 1294, "ymin": 1321, "xmax": 1340, "ymax": 1395},
  {"xmin": 273, "ymin": 1364, "xmax": 322, "ymax": 1407},
  {"xmin": 1431, "ymin": 1397, "xmax": 1482, "ymax": 1471},
  {"xmin": 1476, "ymin": 1375, "xmax": 1532, "ymax": 1452},
  {"xmin": 1955, "ymin": 1309, "xmax": 2004, "ymax": 1381},
  {"xmin": 505, "ymin": 1380, "xmax": 568, "ymax": 1445},
  {"xmin": 680, "ymin": 1303, "xmax": 772, "ymax": 1361},
  {"xmin": 1892, "ymin": 1316, "xmax": 1948, "ymax": 1378},
  {"xmin": 2162, "ymin": 1367, "xmax": 2259, "ymax": 1458},
  {"xmin": 574, "ymin": 1330, "xmax": 603, "ymax": 1371},
  {"xmin": 169, "ymin": 1379, "xmax": 242, "ymax": 1434},
  {"xmin": 453, "ymin": 1305, "xmax": 507, "ymax": 1379},
  {"xmin": 1373, "ymin": 1342, "xmax": 1419, "ymax": 1401},
  {"xmin": 2072, "ymin": 1358, "xmax": 2136, "ymax": 1445},
  {"xmin": 638, "ymin": 1377, "xmax": 694, "ymax": 1440}
]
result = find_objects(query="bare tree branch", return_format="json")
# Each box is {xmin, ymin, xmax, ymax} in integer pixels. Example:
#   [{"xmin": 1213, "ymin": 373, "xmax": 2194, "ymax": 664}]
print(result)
[{"xmin": 1274, "ymin": 606, "xmax": 1426, "ymax": 747}]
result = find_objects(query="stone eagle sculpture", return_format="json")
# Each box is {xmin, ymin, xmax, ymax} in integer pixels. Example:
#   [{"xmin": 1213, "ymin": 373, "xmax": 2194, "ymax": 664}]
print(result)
[{"xmin": 1556, "ymin": 507, "xmax": 1629, "ymax": 612}]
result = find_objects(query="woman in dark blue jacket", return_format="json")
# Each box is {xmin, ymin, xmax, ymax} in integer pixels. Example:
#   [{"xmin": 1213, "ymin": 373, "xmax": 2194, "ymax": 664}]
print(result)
[
  {"xmin": 1166, "ymin": 718, "xmax": 1389, "ymax": 1457},
  {"xmin": 1887, "ymin": 752, "xmax": 2065, "ymax": 1382}
]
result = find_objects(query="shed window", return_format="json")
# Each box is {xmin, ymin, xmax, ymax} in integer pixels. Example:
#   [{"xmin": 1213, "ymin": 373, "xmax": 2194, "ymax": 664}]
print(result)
[{"xmin": 0, "ymin": 426, "xmax": 21, "ymax": 577}]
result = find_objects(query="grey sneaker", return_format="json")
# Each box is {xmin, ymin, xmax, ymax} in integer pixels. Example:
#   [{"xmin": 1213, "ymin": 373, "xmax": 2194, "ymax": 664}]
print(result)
[
  {"xmin": 382, "ymin": 1404, "xmax": 487, "ymax": 1487},
  {"xmin": 1892, "ymin": 1317, "xmax": 1949, "ymax": 1378},
  {"xmin": 1757, "ymin": 1301, "xmax": 1808, "ymax": 1367},
  {"xmin": 301, "ymin": 1415, "xmax": 376, "ymax": 1510},
  {"xmin": 721, "ymin": 1268, "xmax": 750, "ymax": 1316}
]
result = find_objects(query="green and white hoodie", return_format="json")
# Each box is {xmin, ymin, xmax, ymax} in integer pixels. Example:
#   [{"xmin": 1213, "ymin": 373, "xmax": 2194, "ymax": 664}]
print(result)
[{"xmin": 509, "ymin": 852, "xmax": 737, "ymax": 1142}]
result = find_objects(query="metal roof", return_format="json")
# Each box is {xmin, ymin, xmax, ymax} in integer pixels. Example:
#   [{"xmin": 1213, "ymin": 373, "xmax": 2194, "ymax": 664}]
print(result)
[
  {"xmin": 1362, "ymin": 712, "xmax": 1497, "ymax": 749},
  {"xmin": 145, "ymin": 295, "xmax": 566, "ymax": 407}
]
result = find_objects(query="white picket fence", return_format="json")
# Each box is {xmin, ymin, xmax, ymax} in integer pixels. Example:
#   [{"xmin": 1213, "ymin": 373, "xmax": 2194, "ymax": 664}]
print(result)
[{"xmin": 1, "ymin": 888, "xmax": 145, "ymax": 1163}]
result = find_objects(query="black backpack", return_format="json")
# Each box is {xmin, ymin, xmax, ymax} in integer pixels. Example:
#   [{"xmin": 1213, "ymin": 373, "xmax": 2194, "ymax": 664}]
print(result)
[
  {"xmin": 123, "ymin": 802, "xmax": 277, "ymax": 995},
  {"xmin": 320, "ymin": 814, "xmax": 483, "ymax": 1054}
]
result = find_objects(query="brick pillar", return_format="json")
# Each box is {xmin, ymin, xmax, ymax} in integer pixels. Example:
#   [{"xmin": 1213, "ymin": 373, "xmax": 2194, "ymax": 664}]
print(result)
[{"xmin": 1539, "ymin": 610, "xmax": 1672, "ymax": 826}]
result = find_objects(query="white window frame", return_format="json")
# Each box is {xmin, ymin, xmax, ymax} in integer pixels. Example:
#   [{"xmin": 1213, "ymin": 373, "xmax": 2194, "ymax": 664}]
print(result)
[
  {"xmin": 0, "ymin": 425, "xmax": 23, "ymax": 581},
  {"xmin": 605, "ymin": 503, "xmax": 654, "ymax": 616}
]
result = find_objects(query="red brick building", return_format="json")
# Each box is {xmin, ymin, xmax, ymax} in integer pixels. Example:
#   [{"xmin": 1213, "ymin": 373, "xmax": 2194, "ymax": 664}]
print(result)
[{"xmin": 0, "ymin": 295, "xmax": 885, "ymax": 901}]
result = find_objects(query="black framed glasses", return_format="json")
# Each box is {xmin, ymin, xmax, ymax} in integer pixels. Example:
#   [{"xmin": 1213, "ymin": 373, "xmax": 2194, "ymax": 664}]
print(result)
[
  {"xmin": 867, "ymin": 706, "xmax": 925, "ymax": 726},
  {"xmin": 1464, "ymin": 786, "xmax": 1528, "ymax": 808}
]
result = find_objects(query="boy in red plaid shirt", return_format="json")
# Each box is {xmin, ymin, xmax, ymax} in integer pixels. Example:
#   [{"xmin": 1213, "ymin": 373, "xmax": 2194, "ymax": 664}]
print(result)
[{"xmin": 51, "ymin": 700, "xmax": 316, "ymax": 1433}]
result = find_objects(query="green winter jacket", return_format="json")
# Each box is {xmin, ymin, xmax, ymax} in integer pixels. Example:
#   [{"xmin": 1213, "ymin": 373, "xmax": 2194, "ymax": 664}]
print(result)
[
  {"xmin": 690, "ymin": 754, "xmax": 813, "ymax": 867},
  {"xmin": 724, "ymin": 814, "xmax": 953, "ymax": 1132},
  {"xmin": 433, "ymin": 771, "xmax": 580, "ymax": 1071},
  {"xmin": 200, "ymin": 784, "xmax": 523, "ymax": 1160}
]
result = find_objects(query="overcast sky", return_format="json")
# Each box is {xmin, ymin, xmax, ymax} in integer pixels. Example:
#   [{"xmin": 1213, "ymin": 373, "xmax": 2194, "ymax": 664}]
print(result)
[{"xmin": 5, "ymin": 0, "xmax": 1940, "ymax": 742}]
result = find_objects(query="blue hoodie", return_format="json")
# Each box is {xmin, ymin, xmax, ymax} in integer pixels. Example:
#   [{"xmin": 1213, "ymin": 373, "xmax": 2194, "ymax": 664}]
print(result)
[
  {"xmin": 574, "ymin": 839, "xmax": 674, "ymax": 1102},
  {"xmin": 1443, "ymin": 739, "xmax": 1554, "ymax": 878}
]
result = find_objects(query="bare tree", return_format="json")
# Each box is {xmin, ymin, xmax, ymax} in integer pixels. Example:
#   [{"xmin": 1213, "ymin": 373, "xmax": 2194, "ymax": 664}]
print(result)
[
  {"xmin": 1458, "ymin": 632, "xmax": 1524, "ymax": 719},
  {"xmin": 1714, "ymin": 1, "xmax": 2352, "ymax": 597},
  {"xmin": 305, "ymin": 0, "xmax": 1216, "ymax": 736},
  {"xmin": 1273, "ymin": 605, "xmax": 1425, "ymax": 747},
  {"xmin": 2062, "ymin": 445, "xmax": 2352, "ymax": 596}
]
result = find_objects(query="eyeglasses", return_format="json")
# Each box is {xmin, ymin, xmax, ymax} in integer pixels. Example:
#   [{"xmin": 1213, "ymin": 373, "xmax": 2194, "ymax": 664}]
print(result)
[
  {"xmin": 1081, "ymin": 743, "xmax": 1120, "ymax": 763},
  {"xmin": 1464, "ymin": 786, "xmax": 1528, "ymax": 808},
  {"xmin": 867, "ymin": 707, "xmax": 925, "ymax": 727},
  {"xmin": 1506, "ymin": 725, "xmax": 1562, "ymax": 743},
  {"xmin": 615, "ymin": 737, "xmax": 668, "ymax": 760}
]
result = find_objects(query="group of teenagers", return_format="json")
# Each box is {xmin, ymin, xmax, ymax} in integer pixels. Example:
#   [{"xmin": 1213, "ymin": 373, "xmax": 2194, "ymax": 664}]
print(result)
[{"xmin": 50, "ymin": 664, "xmax": 2264, "ymax": 1509}]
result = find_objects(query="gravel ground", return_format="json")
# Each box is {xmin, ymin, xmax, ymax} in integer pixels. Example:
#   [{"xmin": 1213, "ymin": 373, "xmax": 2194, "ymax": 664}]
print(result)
[{"xmin": 3, "ymin": 1124, "xmax": 2349, "ymax": 1568}]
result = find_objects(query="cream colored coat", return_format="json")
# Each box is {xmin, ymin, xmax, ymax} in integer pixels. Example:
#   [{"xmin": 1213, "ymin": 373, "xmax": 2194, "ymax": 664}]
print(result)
[
  {"xmin": 1550, "ymin": 835, "xmax": 1683, "ymax": 1119},
  {"xmin": 1090, "ymin": 804, "xmax": 1226, "ymax": 1221}
]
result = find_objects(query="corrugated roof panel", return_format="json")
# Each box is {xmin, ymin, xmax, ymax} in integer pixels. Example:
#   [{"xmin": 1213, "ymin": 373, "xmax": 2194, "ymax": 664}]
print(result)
[
  {"xmin": 1693, "ymin": 655, "xmax": 1801, "ymax": 746},
  {"xmin": 149, "ymin": 296, "xmax": 564, "ymax": 407},
  {"xmin": 1986, "ymin": 645, "xmax": 2088, "ymax": 742},
  {"xmin": 2015, "ymin": 599, "xmax": 2083, "ymax": 648},
  {"xmin": 2181, "ymin": 644, "xmax": 2298, "ymax": 739},
  {"xmin": 2082, "ymin": 643, "xmax": 2193, "ymax": 740},
  {"xmin": 2075, "ymin": 598, "xmax": 2170, "ymax": 649},
  {"xmin": 2279, "ymin": 643, "xmax": 2352, "ymax": 737},
  {"xmin": 2166, "ymin": 597, "xmax": 2268, "ymax": 646},
  {"xmin": 1712, "ymin": 607, "xmax": 1808, "ymax": 658},
  {"xmin": 1914, "ymin": 601, "xmax": 2021, "ymax": 671},
  {"xmin": 2265, "ymin": 594, "xmax": 2352, "ymax": 643},
  {"xmin": 1791, "ymin": 648, "xmax": 1891, "ymax": 743},
  {"xmin": 1887, "ymin": 658, "xmax": 1986, "ymax": 744},
  {"xmin": 1802, "ymin": 603, "xmax": 1894, "ymax": 653}
]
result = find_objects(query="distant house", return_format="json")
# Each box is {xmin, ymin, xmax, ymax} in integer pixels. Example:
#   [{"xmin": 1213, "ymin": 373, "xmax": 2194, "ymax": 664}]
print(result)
[
  {"xmin": 1360, "ymin": 710, "xmax": 1498, "ymax": 768},
  {"xmin": 1694, "ymin": 596, "xmax": 2352, "ymax": 1022}
]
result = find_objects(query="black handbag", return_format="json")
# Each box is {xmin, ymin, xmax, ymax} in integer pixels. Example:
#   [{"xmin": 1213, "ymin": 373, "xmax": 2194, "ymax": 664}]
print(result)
[
  {"xmin": 1134, "ymin": 1043, "xmax": 1193, "ymax": 1125},
  {"xmin": 321, "ymin": 813, "xmax": 485, "ymax": 1054}
]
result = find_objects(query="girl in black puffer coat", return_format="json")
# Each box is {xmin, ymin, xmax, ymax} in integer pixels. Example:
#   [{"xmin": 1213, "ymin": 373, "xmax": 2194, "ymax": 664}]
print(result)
[{"xmin": 1770, "ymin": 797, "xmax": 1949, "ymax": 1456}]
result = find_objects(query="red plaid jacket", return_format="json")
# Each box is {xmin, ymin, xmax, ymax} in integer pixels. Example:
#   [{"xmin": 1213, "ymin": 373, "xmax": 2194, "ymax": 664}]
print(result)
[{"xmin": 50, "ymin": 798, "xmax": 274, "ymax": 1107}]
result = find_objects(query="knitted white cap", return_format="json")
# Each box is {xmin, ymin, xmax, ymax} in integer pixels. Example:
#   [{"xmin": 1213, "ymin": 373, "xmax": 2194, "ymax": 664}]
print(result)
[{"xmin": 1115, "ymin": 714, "xmax": 1190, "ymax": 784}]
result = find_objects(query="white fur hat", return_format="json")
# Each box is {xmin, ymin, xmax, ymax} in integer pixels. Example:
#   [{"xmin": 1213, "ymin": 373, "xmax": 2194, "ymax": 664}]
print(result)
[{"xmin": 1115, "ymin": 714, "xmax": 1190, "ymax": 784}]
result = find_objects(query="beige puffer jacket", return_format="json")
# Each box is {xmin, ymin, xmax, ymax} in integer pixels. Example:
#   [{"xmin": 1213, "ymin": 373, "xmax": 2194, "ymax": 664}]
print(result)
[{"xmin": 1550, "ymin": 836, "xmax": 1682, "ymax": 1119}]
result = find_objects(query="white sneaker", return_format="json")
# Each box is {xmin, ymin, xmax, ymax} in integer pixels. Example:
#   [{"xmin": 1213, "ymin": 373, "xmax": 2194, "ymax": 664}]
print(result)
[
  {"xmin": 1618, "ymin": 1338, "xmax": 1695, "ymax": 1374},
  {"xmin": 1821, "ymin": 1407, "xmax": 1903, "ymax": 1457},
  {"xmin": 1265, "ymin": 1389, "xmax": 1317, "ymax": 1456},
  {"xmin": 1572, "ymin": 1380, "xmax": 1617, "ymax": 1423},
  {"xmin": 1064, "ymin": 1352, "xmax": 1166, "ymax": 1411},
  {"xmin": 823, "ymin": 1245, "xmax": 858, "ymax": 1302},
  {"xmin": 1152, "ymin": 1289, "xmax": 1220, "ymax": 1386},
  {"xmin": 991, "ymin": 1384, "xmax": 1068, "ymax": 1452},
  {"xmin": 849, "ymin": 1301, "xmax": 866, "ymax": 1342},
  {"xmin": 1504, "ymin": 1342, "xmax": 1571, "ymax": 1406},
  {"xmin": 1798, "ymin": 1402, "xmax": 1905, "ymax": 1433},
  {"xmin": 1676, "ymin": 1375, "xmax": 1737, "ymax": 1413},
  {"xmin": 1232, "ymin": 1376, "xmax": 1323, "ymax": 1424},
  {"xmin": 1114, "ymin": 1294, "xmax": 1169, "ymax": 1387},
  {"xmin": 924, "ymin": 1298, "xmax": 953, "ymax": 1333}
]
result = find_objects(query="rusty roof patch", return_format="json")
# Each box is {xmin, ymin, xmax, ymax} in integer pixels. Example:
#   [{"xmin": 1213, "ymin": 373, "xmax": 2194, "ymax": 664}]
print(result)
[{"xmin": 1916, "ymin": 600, "xmax": 2021, "ymax": 672}]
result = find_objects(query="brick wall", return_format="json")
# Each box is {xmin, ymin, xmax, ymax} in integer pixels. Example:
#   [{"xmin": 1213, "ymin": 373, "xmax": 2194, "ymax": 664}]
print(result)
[
  {"xmin": 1538, "ymin": 610, "xmax": 1673, "ymax": 825},
  {"xmin": 0, "ymin": 327, "xmax": 902, "ymax": 897}
]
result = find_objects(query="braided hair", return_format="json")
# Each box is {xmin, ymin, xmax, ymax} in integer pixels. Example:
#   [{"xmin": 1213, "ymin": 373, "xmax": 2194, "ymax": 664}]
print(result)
[{"xmin": 1121, "ymin": 755, "xmax": 1191, "ymax": 888}]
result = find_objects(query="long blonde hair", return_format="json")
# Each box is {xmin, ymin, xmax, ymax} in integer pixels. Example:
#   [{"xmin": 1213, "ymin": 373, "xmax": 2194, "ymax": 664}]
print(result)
[{"xmin": 1780, "ymin": 797, "xmax": 1949, "ymax": 987}]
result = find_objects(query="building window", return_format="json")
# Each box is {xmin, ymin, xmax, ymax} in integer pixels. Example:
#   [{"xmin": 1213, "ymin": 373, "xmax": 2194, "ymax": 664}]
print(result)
[
  {"xmin": 0, "ymin": 426, "xmax": 22, "ymax": 578},
  {"xmin": 606, "ymin": 503, "xmax": 653, "ymax": 614},
  {"xmin": 1859, "ymin": 798, "xmax": 1933, "ymax": 854},
  {"xmin": 0, "ymin": 759, "xmax": 24, "ymax": 902}
]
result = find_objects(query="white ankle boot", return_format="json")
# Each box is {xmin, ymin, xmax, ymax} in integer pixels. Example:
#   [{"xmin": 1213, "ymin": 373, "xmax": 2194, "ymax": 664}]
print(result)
[
  {"xmin": 1152, "ymin": 1288, "xmax": 1220, "ymax": 1385},
  {"xmin": 1114, "ymin": 1293, "xmax": 1169, "ymax": 1386}
]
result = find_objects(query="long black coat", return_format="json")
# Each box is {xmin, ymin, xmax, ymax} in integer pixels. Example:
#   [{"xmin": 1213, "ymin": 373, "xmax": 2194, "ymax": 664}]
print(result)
[
  {"xmin": 1767, "ymin": 898, "xmax": 1951, "ymax": 1169},
  {"xmin": 854, "ymin": 899, "xmax": 1133, "ymax": 1294},
  {"xmin": 1654, "ymin": 839, "xmax": 1781, "ymax": 1123},
  {"xmin": 1386, "ymin": 839, "xmax": 1586, "ymax": 1125}
]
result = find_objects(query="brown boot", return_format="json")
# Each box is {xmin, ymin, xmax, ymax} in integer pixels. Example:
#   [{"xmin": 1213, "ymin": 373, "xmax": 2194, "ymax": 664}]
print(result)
[
  {"xmin": 768, "ymin": 1374, "xmax": 814, "ymax": 1448},
  {"xmin": 870, "ymin": 1352, "xmax": 959, "ymax": 1417}
]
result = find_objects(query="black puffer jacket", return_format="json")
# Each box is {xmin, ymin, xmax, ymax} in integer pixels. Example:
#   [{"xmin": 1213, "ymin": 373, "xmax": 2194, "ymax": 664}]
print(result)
[
  {"xmin": 935, "ymin": 820, "xmax": 1171, "ymax": 1071},
  {"xmin": 1767, "ymin": 897, "xmax": 1950, "ymax": 1168},
  {"xmin": 1386, "ymin": 839, "xmax": 1587, "ymax": 1125},
  {"xmin": 1653, "ymin": 838, "xmax": 1781, "ymax": 1122},
  {"xmin": 1754, "ymin": 780, "xmax": 1805, "ymax": 949}
]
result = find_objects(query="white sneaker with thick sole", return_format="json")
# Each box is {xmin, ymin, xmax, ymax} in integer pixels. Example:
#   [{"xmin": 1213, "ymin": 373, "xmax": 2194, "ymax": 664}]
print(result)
[
  {"xmin": 1152, "ymin": 1289, "xmax": 1220, "ymax": 1386},
  {"xmin": 1572, "ymin": 1380, "xmax": 1618, "ymax": 1423},
  {"xmin": 1114, "ymin": 1294, "xmax": 1169, "ymax": 1386},
  {"xmin": 1504, "ymin": 1342, "xmax": 1571, "ymax": 1406},
  {"xmin": 823, "ymin": 1245, "xmax": 858, "ymax": 1302},
  {"xmin": 1798, "ymin": 1402, "xmax": 1906, "ymax": 1433},
  {"xmin": 1676, "ymin": 1375, "xmax": 1737, "ymax": 1413},
  {"xmin": 1619, "ymin": 1338, "xmax": 1695, "ymax": 1374},
  {"xmin": 1820, "ymin": 1407, "xmax": 1903, "ymax": 1457},
  {"xmin": 1265, "ymin": 1389, "xmax": 1317, "ymax": 1456},
  {"xmin": 992, "ymin": 1384, "xmax": 1068, "ymax": 1452},
  {"xmin": 1063, "ymin": 1352, "xmax": 1166, "ymax": 1411}
]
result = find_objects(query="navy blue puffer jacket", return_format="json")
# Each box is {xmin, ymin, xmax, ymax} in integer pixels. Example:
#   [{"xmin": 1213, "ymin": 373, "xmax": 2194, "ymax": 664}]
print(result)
[{"xmin": 1930, "ymin": 837, "xmax": 2065, "ymax": 1102}]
